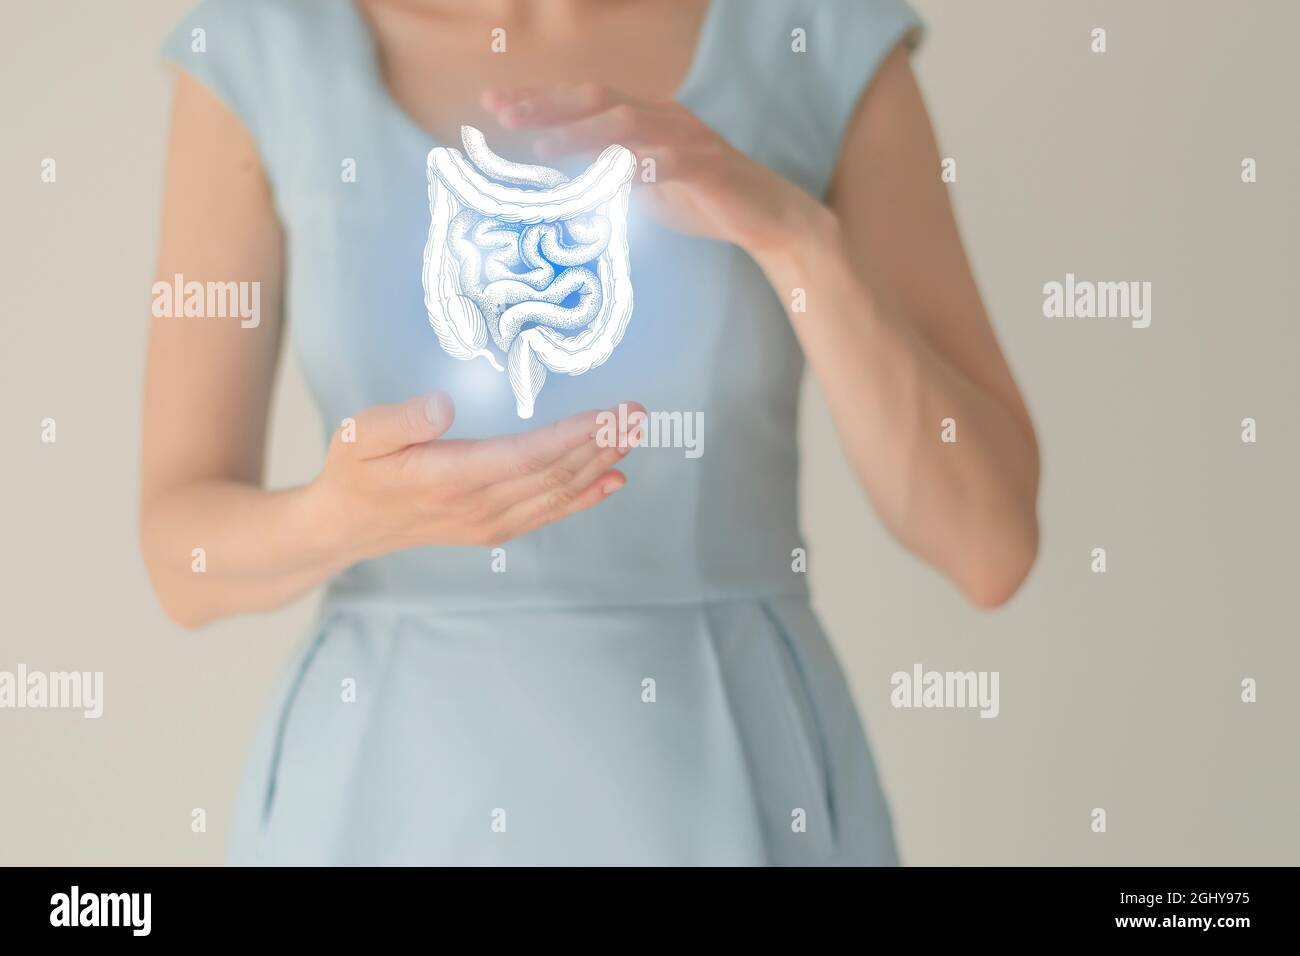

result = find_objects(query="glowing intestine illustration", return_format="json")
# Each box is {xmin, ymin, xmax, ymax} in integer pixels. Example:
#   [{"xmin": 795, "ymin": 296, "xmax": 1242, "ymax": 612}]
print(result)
[{"xmin": 423, "ymin": 127, "xmax": 636, "ymax": 418}]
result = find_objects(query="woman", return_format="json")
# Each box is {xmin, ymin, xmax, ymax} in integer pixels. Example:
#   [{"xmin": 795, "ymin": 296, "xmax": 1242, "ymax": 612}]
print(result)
[{"xmin": 142, "ymin": 0, "xmax": 1039, "ymax": 865}]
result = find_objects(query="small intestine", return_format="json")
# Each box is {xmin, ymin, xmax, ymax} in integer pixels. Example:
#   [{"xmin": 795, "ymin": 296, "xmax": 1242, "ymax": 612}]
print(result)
[
  {"xmin": 423, "ymin": 127, "xmax": 635, "ymax": 418},
  {"xmin": 448, "ymin": 210, "xmax": 609, "ymax": 352}
]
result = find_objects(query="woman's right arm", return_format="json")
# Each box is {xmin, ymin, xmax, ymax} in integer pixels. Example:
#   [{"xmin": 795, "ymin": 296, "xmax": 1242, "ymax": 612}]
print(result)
[{"xmin": 140, "ymin": 74, "xmax": 637, "ymax": 629}]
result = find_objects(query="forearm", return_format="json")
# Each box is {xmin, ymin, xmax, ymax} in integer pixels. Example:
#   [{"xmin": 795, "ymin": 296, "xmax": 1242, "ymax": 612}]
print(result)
[
  {"xmin": 140, "ymin": 479, "xmax": 354, "ymax": 628},
  {"xmin": 753, "ymin": 213, "xmax": 1039, "ymax": 607}
]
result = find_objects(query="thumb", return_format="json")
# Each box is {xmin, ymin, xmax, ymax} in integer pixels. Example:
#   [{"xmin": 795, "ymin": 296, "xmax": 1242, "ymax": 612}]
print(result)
[{"xmin": 350, "ymin": 392, "xmax": 455, "ymax": 458}]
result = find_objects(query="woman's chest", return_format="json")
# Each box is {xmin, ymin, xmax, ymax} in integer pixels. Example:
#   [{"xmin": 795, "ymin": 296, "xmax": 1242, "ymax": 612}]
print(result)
[
  {"xmin": 275, "ymin": 2, "xmax": 802, "ymax": 433},
  {"xmin": 281, "ymin": 166, "xmax": 799, "ymax": 440},
  {"xmin": 356, "ymin": 0, "xmax": 710, "ymax": 154}
]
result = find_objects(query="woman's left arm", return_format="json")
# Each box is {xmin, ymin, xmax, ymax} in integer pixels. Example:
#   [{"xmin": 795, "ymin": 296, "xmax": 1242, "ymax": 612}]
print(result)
[
  {"xmin": 484, "ymin": 47, "xmax": 1039, "ymax": 607},
  {"xmin": 760, "ymin": 45, "xmax": 1040, "ymax": 608}
]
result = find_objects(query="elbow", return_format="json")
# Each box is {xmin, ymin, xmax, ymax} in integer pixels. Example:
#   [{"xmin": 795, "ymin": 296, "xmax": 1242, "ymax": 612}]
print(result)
[
  {"xmin": 142, "ymin": 559, "xmax": 211, "ymax": 631},
  {"xmin": 139, "ymin": 516, "xmax": 211, "ymax": 632},
  {"xmin": 956, "ymin": 510, "xmax": 1039, "ymax": 610},
  {"xmin": 957, "ymin": 435, "xmax": 1041, "ymax": 610},
  {"xmin": 153, "ymin": 589, "xmax": 211, "ymax": 632}
]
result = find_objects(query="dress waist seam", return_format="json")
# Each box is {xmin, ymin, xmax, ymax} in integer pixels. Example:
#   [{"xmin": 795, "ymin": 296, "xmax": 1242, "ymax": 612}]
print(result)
[{"xmin": 317, "ymin": 587, "xmax": 812, "ymax": 619}]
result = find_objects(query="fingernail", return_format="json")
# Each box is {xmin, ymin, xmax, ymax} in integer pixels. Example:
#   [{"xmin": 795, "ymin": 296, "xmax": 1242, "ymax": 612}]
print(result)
[
  {"xmin": 602, "ymin": 477, "xmax": 624, "ymax": 495},
  {"xmin": 424, "ymin": 393, "xmax": 445, "ymax": 426}
]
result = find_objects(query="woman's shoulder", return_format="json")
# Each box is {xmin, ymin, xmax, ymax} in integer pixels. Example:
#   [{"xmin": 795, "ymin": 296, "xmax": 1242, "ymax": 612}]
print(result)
[
  {"xmin": 706, "ymin": 0, "xmax": 922, "ymax": 116},
  {"xmin": 704, "ymin": 0, "xmax": 923, "ymax": 197},
  {"xmin": 161, "ymin": 0, "xmax": 343, "ymax": 66},
  {"xmin": 164, "ymin": 0, "xmax": 322, "ymax": 31},
  {"xmin": 716, "ymin": 0, "xmax": 922, "ymax": 51},
  {"xmin": 160, "ymin": 0, "xmax": 357, "ymax": 191}
]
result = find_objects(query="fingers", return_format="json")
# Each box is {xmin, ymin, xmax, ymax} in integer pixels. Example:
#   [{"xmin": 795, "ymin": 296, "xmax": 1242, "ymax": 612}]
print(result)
[
  {"xmin": 508, "ymin": 468, "xmax": 626, "ymax": 540},
  {"xmin": 484, "ymin": 82, "xmax": 623, "ymax": 129},
  {"xmin": 342, "ymin": 392, "xmax": 455, "ymax": 459},
  {"xmin": 482, "ymin": 82, "xmax": 700, "ymax": 173},
  {"xmin": 531, "ymin": 105, "xmax": 678, "ymax": 162},
  {"xmin": 443, "ymin": 401, "xmax": 637, "ymax": 488},
  {"xmin": 480, "ymin": 417, "xmax": 635, "ymax": 514},
  {"xmin": 483, "ymin": 408, "xmax": 642, "ymax": 539}
]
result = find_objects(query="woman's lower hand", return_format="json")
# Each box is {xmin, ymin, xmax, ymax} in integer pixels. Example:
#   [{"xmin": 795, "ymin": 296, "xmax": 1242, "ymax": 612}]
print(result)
[
  {"xmin": 306, "ymin": 392, "xmax": 641, "ymax": 561},
  {"xmin": 481, "ymin": 84, "xmax": 836, "ymax": 257}
]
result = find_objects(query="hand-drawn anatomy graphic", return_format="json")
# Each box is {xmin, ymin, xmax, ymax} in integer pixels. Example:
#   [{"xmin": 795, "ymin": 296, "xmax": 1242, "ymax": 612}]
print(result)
[{"xmin": 423, "ymin": 127, "xmax": 636, "ymax": 418}]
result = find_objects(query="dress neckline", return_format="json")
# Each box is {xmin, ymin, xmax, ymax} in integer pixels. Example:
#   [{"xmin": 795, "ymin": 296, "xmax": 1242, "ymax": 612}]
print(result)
[{"xmin": 340, "ymin": 0, "xmax": 724, "ymax": 149}]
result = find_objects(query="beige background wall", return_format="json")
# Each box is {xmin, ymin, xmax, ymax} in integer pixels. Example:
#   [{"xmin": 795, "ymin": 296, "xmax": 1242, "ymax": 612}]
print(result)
[{"xmin": 2, "ymin": 0, "xmax": 1296, "ymax": 865}]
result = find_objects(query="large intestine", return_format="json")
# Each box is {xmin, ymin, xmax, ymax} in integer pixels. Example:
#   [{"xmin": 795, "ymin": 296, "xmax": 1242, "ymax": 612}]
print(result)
[{"xmin": 423, "ymin": 126, "xmax": 636, "ymax": 418}]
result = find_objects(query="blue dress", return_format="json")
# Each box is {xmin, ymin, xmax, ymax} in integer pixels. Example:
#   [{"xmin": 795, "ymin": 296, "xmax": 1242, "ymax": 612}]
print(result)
[{"xmin": 162, "ymin": 0, "xmax": 922, "ymax": 865}]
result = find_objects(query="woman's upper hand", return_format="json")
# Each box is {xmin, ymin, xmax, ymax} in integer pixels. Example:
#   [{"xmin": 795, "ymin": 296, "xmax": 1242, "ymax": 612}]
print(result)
[
  {"xmin": 480, "ymin": 85, "xmax": 835, "ymax": 257},
  {"xmin": 307, "ymin": 392, "xmax": 642, "ymax": 561}
]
